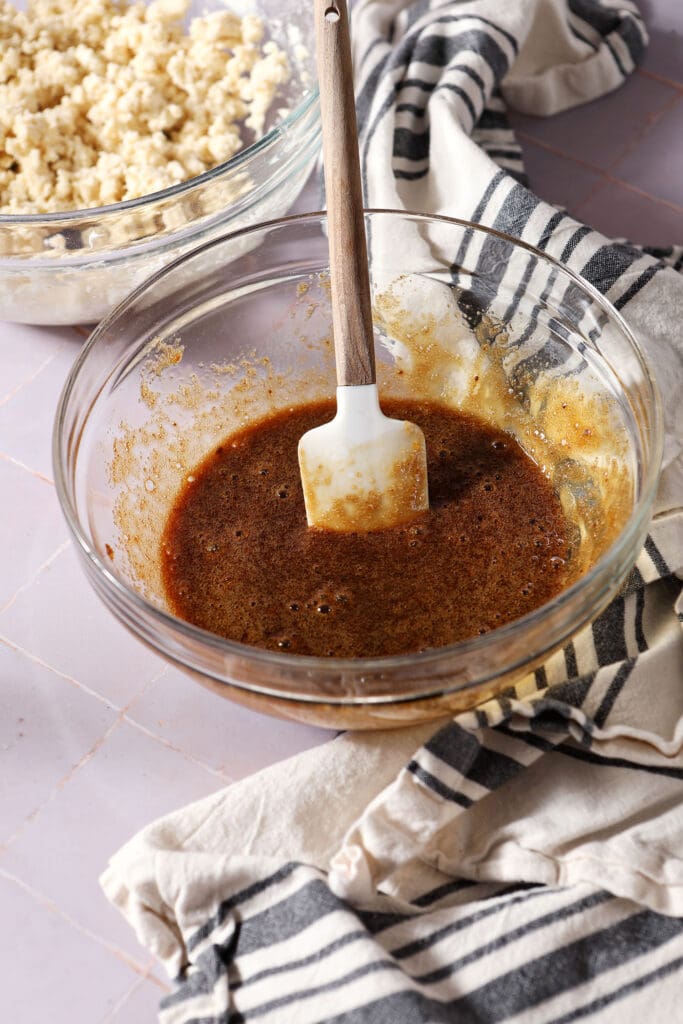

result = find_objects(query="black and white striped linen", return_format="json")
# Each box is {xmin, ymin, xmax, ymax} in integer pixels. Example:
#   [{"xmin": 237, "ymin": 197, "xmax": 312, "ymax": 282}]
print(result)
[
  {"xmin": 156, "ymin": 868, "xmax": 683, "ymax": 1023},
  {"xmin": 102, "ymin": 1, "xmax": 682, "ymax": 1020}
]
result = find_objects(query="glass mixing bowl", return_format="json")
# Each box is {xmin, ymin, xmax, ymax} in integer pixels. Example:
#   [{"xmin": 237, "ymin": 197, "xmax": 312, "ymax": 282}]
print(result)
[
  {"xmin": 0, "ymin": 0, "xmax": 319, "ymax": 325},
  {"xmin": 53, "ymin": 211, "xmax": 663, "ymax": 729}
]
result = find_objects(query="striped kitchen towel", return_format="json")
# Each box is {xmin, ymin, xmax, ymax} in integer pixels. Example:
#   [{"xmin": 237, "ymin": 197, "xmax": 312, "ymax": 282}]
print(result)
[{"xmin": 101, "ymin": 1, "xmax": 683, "ymax": 1021}]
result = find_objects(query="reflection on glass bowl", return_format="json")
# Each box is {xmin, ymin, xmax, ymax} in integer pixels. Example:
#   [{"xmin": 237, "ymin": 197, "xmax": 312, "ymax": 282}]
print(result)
[
  {"xmin": 0, "ymin": 0, "xmax": 319, "ymax": 325},
  {"xmin": 53, "ymin": 211, "xmax": 663, "ymax": 730}
]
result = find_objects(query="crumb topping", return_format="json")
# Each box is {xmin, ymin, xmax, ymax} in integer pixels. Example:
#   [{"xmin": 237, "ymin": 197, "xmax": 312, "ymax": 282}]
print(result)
[{"xmin": 0, "ymin": 0, "xmax": 290, "ymax": 213}]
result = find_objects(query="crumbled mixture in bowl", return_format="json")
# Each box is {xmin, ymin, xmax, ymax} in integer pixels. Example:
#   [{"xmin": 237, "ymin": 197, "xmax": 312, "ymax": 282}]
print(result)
[{"xmin": 0, "ymin": 0, "xmax": 290, "ymax": 213}]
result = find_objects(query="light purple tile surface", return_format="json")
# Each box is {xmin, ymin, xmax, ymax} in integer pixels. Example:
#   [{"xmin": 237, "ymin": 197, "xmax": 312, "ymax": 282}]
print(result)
[
  {"xmin": 515, "ymin": 139, "xmax": 602, "ymax": 213},
  {"xmin": 576, "ymin": 180, "xmax": 683, "ymax": 248},
  {"xmin": 609, "ymin": 94, "xmax": 683, "ymax": 209},
  {"xmin": 510, "ymin": 71, "xmax": 678, "ymax": 170},
  {"xmin": 1, "ymin": 719, "xmax": 222, "ymax": 965},
  {"xmin": 639, "ymin": 0, "xmax": 683, "ymax": 86},
  {"xmin": 0, "ymin": 874, "xmax": 139, "ymax": 1024},
  {"xmin": 0, "ymin": 337, "xmax": 80, "ymax": 480},
  {"xmin": 104, "ymin": 975, "xmax": 166, "ymax": 1023},
  {"xmin": 0, "ymin": 324, "xmax": 76, "ymax": 405},
  {"xmin": 126, "ymin": 664, "xmax": 331, "ymax": 780},
  {"xmin": 0, "ymin": 642, "xmax": 116, "ymax": 844},
  {"xmin": 0, "ymin": 544, "xmax": 167, "ymax": 710},
  {"xmin": 0, "ymin": 460, "xmax": 69, "ymax": 609}
]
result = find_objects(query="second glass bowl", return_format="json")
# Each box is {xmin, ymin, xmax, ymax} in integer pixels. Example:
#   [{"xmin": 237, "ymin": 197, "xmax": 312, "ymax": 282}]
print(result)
[
  {"xmin": 54, "ymin": 211, "xmax": 662, "ymax": 729},
  {"xmin": 0, "ymin": 0, "xmax": 319, "ymax": 325}
]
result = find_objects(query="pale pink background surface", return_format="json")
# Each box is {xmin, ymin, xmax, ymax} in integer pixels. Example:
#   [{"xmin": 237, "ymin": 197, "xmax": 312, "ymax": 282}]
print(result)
[{"xmin": 1, "ymin": 11, "xmax": 682, "ymax": 1021}]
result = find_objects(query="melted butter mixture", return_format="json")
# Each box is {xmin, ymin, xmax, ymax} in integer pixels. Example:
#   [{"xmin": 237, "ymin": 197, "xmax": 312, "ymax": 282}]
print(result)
[
  {"xmin": 108, "ymin": 274, "xmax": 633, "ymax": 659},
  {"xmin": 160, "ymin": 399, "xmax": 572, "ymax": 657}
]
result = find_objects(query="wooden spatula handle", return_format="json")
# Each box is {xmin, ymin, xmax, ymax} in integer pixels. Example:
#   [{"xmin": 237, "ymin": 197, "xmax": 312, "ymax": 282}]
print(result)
[{"xmin": 315, "ymin": 0, "xmax": 376, "ymax": 386}]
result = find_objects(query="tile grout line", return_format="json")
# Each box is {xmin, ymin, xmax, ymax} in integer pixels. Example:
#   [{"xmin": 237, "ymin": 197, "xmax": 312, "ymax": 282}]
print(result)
[
  {"xmin": 607, "ymin": 160, "xmax": 683, "ymax": 206},
  {"xmin": 115, "ymin": 665, "xmax": 235, "ymax": 779},
  {"xmin": 515, "ymin": 130, "xmax": 613, "ymax": 175},
  {"xmin": 0, "ymin": 715, "xmax": 125, "ymax": 854},
  {"xmin": 0, "ymin": 449, "xmax": 54, "ymax": 484},
  {"xmin": 513, "ymin": 83, "xmax": 683, "ymax": 181},
  {"xmin": 0, "ymin": 649, "xmax": 225, "ymax": 850},
  {"xmin": 98, "ymin": 974, "xmax": 150, "ymax": 1024},
  {"xmin": 0, "ymin": 538, "xmax": 71, "ymax": 616},
  {"xmin": 121, "ymin": 712, "xmax": 235, "ymax": 784},
  {"xmin": 0, "ymin": 334, "xmax": 77, "ymax": 410},
  {"xmin": 2, "ymin": 580, "xmax": 320, "ymax": 803},
  {"xmin": 601, "ymin": 90, "xmax": 683, "ymax": 176},
  {"xmin": 565, "ymin": 174, "xmax": 606, "ymax": 220},
  {"xmin": 517, "ymin": 131, "xmax": 683, "ymax": 215},
  {"xmin": 0, "ymin": 665, "xmax": 224, "ymax": 982},
  {"xmin": 0, "ymin": 343, "xmax": 66, "ymax": 410},
  {"xmin": 2, "ymin": 621, "xmax": 228, "ymax": 785},
  {"xmin": 98, "ymin": 962, "xmax": 169, "ymax": 1024},
  {"xmin": 0, "ymin": 866, "xmax": 154, "ymax": 978},
  {"xmin": 147, "ymin": 971, "xmax": 172, "ymax": 993},
  {"xmin": 583, "ymin": 171, "xmax": 683, "ymax": 218},
  {"xmin": 0, "ymin": 667, "xmax": 168, "ymax": 857},
  {"xmin": 0, "ymin": 622, "xmax": 167, "ymax": 712},
  {"xmin": 120, "ymin": 661, "xmax": 169, "ymax": 717},
  {"xmin": 637, "ymin": 67, "xmax": 683, "ymax": 93},
  {"xmin": 0, "ymin": 632, "xmax": 130, "ymax": 710},
  {"xmin": 0, "ymin": 671, "xmax": 190, "ymax": 977}
]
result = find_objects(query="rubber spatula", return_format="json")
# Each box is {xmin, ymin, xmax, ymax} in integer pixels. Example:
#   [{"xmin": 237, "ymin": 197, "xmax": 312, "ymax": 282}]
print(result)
[{"xmin": 298, "ymin": 0, "xmax": 429, "ymax": 532}]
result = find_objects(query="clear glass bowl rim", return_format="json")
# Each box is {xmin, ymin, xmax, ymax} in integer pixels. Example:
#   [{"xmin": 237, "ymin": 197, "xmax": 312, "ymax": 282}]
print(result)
[
  {"xmin": 53, "ymin": 209, "xmax": 664, "ymax": 701},
  {"xmin": 0, "ymin": 89, "xmax": 320, "ymax": 227}
]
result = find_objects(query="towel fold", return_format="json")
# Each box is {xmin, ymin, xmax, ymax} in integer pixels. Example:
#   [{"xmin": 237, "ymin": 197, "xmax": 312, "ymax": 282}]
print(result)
[{"xmin": 102, "ymin": 1, "xmax": 683, "ymax": 1020}]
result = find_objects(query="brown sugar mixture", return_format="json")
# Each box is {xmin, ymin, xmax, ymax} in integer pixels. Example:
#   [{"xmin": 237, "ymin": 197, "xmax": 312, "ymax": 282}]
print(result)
[{"xmin": 160, "ymin": 399, "xmax": 572, "ymax": 657}]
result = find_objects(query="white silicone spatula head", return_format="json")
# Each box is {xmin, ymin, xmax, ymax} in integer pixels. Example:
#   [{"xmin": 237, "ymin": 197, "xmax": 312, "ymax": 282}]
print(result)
[{"xmin": 298, "ymin": 0, "xmax": 429, "ymax": 532}]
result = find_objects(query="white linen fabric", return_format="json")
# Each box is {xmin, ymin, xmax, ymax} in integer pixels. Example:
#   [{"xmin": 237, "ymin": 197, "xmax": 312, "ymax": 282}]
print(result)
[{"xmin": 101, "ymin": 1, "xmax": 683, "ymax": 1021}]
